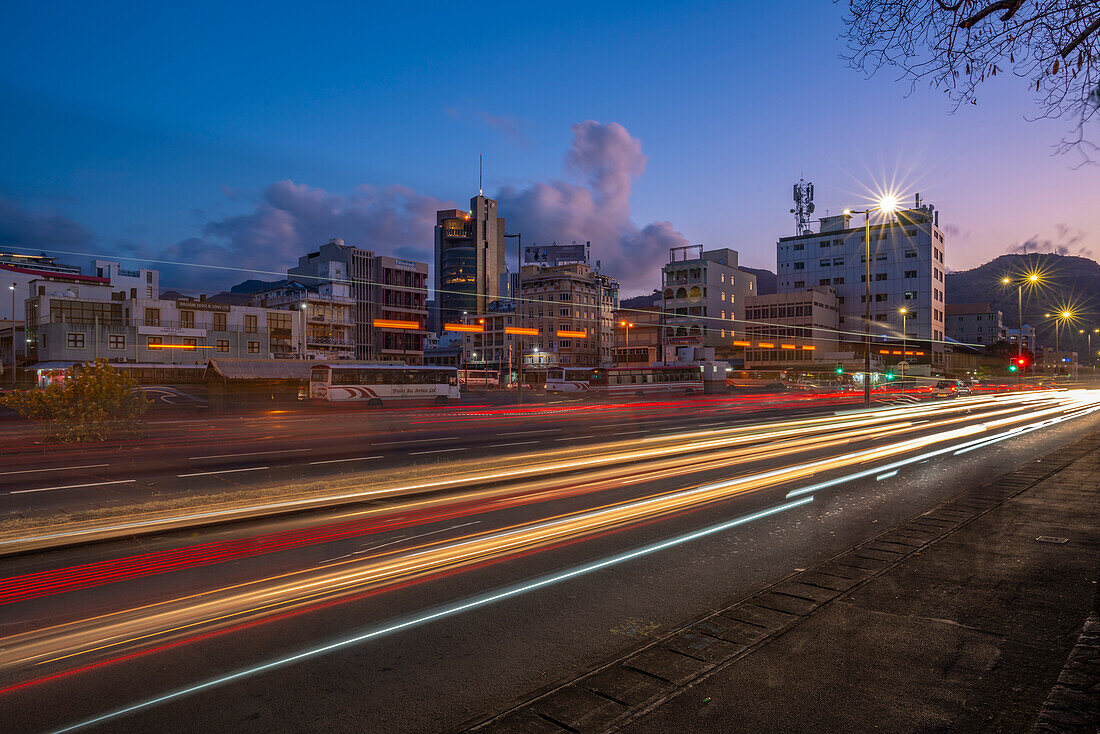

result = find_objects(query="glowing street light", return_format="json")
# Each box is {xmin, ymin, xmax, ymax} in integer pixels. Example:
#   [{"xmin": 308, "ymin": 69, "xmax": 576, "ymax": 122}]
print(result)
[
  {"xmin": 843, "ymin": 194, "xmax": 902, "ymax": 407},
  {"xmin": 618, "ymin": 320, "xmax": 634, "ymax": 364}
]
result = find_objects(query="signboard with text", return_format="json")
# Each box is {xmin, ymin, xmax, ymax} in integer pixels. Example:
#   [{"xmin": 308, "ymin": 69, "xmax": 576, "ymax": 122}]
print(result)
[{"xmin": 524, "ymin": 243, "xmax": 588, "ymax": 266}]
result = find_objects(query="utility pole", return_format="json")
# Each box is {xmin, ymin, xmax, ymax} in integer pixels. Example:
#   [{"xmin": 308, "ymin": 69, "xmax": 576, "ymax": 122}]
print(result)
[{"xmin": 504, "ymin": 232, "xmax": 522, "ymax": 403}]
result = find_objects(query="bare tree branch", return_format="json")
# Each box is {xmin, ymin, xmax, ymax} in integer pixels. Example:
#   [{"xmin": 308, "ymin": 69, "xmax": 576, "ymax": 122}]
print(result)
[{"xmin": 840, "ymin": 1, "xmax": 1100, "ymax": 155}]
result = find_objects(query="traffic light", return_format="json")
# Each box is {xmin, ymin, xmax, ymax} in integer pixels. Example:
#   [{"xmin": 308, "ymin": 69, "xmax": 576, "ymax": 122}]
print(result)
[
  {"xmin": 1016, "ymin": 357, "xmax": 1028, "ymax": 369},
  {"xmin": 885, "ymin": 371, "xmax": 896, "ymax": 381},
  {"xmin": 1008, "ymin": 363, "xmax": 1018, "ymax": 373},
  {"xmin": 835, "ymin": 364, "xmax": 844, "ymax": 375}
]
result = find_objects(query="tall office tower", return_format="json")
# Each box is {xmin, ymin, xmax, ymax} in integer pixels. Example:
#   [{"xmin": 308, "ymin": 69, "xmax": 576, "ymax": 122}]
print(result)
[
  {"xmin": 434, "ymin": 195, "xmax": 505, "ymax": 328},
  {"xmin": 775, "ymin": 197, "xmax": 947, "ymax": 367}
]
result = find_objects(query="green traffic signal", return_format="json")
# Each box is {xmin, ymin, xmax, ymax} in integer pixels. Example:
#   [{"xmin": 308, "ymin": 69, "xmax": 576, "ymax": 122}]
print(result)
[
  {"xmin": 1008, "ymin": 364, "xmax": 1018, "ymax": 372},
  {"xmin": 885, "ymin": 372, "xmax": 895, "ymax": 381},
  {"xmin": 835, "ymin": 366, "xmax": 843, "ymax": 375}
]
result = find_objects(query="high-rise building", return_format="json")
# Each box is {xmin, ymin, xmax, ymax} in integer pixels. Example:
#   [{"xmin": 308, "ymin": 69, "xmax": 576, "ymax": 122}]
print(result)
[
  {"xmin": 289, "ymin": 238, "xmax": 428, "ymax": 363},
  {"xmin": 660, "ymin": 246, "xmax": 757, "ymax": 353},
  {"xmin": 775, "ymin": 200, "xmax": 947, "ymax": 366},
  {"xmin": 434, "ymin": 195, "xmax": 505, "ymax": 328}
]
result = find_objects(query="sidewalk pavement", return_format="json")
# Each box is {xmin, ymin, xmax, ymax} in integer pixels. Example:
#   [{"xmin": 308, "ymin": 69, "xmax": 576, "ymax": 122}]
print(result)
[
  {"xmin": 467, "ymin": 433, "xmax": 1100, "ymax": 734},
  {"xmin": 620, "ymin": 434, "xmax": 1100, "ymax": 734}
]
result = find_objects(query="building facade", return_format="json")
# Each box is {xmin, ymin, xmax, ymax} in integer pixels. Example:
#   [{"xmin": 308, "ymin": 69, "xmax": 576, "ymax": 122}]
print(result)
[
  {"xmin": 945, "ymin": 303, "xmax": 1006, "ymax": 346},
  {"xmin": 434, "ymin": 194, "xmax": 506, "ymax": 327},
  {"xmin": 776, "ymin": 202, "xmax": 947, "ymax": 367},
  {"xmin": 660, "ymin": 246, "xmax": 757, "ymax": 351},
  {"xmin": 288, "ymin": 239, "xmax": 428, "ymax": 363},
  {"xmin": 515, "ymin": 263, "xmax": 619, "ymax": 368},
  {"xmin": 612, "ymin": 293, "xmax": 662, "ymax": 366},
  {"xmin": 250, "ymin": 280, "xmax": 355, "ymax": 361},
  {"xmin": 25, "ymin": 278, "xmax": 300, "ymax": 365},
  {"xmin": 1005, "ymin": 325, "xmax": 1037, "ymax": 352},
  {"xmin": 743, "ymin": 286, "xmax": 841, "ymax": 368}
]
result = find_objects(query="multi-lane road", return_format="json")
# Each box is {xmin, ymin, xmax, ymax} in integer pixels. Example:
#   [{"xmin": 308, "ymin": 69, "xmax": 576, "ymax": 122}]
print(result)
[{"xmin": 2, "ymin": 387, "xmax": 1098, "ymax": 734}]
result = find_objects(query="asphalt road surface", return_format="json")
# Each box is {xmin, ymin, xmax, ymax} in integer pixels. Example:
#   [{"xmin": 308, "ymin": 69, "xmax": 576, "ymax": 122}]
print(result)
[{"xmin": 2, "ymin": 388, "xmax": 1097, "ymax": 734}]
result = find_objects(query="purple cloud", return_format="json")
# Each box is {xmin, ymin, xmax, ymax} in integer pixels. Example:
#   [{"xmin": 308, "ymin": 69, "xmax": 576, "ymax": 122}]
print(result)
[
  {"xmin": 498, "ymin": 120, "xmax": 687, "ymax": 293},
  {"xmin": 153, "ymin": 182, "xmax": 451, "ymax": 290}
]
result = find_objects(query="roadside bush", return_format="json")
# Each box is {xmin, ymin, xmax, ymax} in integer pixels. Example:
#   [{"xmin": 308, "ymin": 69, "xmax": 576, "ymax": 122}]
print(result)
[{"xmin": 1, "ymin": 359, "xmax": 150, "ymax": 442}]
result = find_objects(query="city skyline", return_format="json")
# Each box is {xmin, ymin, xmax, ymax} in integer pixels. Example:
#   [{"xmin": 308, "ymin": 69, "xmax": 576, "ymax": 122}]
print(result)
[{"xmin": 2, "ymin": 2, "xmax": 1098, "ymax": 296}]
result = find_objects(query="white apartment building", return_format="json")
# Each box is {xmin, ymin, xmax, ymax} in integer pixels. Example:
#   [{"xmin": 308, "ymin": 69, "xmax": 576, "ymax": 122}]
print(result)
[
  {"xmin": 87, "ymin": 259, "xmax": 160, "ymax": 300},
  {"xmin": 250, "ymin": 280, "xmax": 355, "ymax": 361},
  {"xmin": 660, "ymin": 246, "xmax": 757, "ymax": 353},
  {"xmin": 776, "ymin": 201, "xmax": 946, "ymax": 366},
  {"xmin": 25, "ymin": 277, "xmax": 299, "ymax": 365}
]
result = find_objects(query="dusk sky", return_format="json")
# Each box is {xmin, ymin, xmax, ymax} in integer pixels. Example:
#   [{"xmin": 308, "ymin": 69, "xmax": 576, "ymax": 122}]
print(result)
[{"xmin": 2, "ymin": 0, "xmax": 1098, "ymax": 295}]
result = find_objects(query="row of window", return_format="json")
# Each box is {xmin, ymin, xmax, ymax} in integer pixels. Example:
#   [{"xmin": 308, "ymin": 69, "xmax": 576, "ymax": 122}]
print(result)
[{"xmin": 63, "ymin": 333, "xmax": 261, "ymax": 354}]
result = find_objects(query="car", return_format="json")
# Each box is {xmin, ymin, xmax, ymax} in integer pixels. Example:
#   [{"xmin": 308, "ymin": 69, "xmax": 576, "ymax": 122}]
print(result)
[
  {"xmin": 957, "ymin": 381, "xmax": 973, "ymax": 396},
  {"xmin": 931, "ymin": 379, "xmax": 959, "ymax": 398}
]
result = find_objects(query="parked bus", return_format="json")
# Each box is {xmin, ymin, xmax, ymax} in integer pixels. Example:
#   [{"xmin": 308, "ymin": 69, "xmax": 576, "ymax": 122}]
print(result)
[
  {"xmin": 457, "ymin": 369, "xmax": 499, "ymax": 389},
  {"xmin": 309, "ymin": 364, "xmax": 459, "ymax": 406},
  {"xmin": 545, "ymin": 365, "xmax": 703, "ymax": 396}
]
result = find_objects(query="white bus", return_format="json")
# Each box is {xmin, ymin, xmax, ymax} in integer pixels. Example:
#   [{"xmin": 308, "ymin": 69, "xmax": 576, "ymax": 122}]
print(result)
[
  {"xmin": 309, "ymin": 364, "xmax": 459, "ymax": 406},
  {"xmin": 545, "ymin": 365, "xmax": 703, "ymax": 397},
  {"xmin": 458, "ymin": 369, "xmax": 499, "ymax": 389}
]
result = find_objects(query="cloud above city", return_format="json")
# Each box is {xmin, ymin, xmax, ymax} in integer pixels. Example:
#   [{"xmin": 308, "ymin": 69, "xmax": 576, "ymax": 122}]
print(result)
[
  {"xmin": 497, "ymin": 120, "xmax": 688, "ymax": 294},
  {"xmin": 1, "ymin": 121, "xmax": 686, "ymax": 295}
]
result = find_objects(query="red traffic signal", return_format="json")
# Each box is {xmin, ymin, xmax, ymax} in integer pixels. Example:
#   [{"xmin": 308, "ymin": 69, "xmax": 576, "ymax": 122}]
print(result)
[{"xmin": 1016, "ymin": 357, "xmax": 1028, "ymax": 368}]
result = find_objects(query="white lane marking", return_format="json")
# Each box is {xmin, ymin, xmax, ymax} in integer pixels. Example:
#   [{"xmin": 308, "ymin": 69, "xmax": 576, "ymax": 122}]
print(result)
[
  {"xmin": 697, "ymin": 422, "xmax": 728, "ymax": 427},
  {"xmin": 0, "ymin": 463, "xmax": 109, "ymax": 477},
  {"xmin": 317, "ymin": 521, "xmax": 482, "ymax": 564},
  {"xmin": 177, "ymin": 466, "xmax": 270, "ymax": 477},
  {"xmin": 876, "ymin": 470, "xmax": 899, "ymax": 481},
  {"xmin": 187, "ymin": 449, "xmax": 308, "ymax": 460},
  {"xmin": 657, "ymin": 426, "xmax": 693, "ymax": 432},
  {"xmin": 408, "ymin": 448, "xmax": 463, "ymax": 455},
  {"xmin": 612, "ymin": 430, "xmax": 648, "ymax": 436},
  {"xmin": 11, "ymin": 479, "xmax": 136, "ymax": 494},
  {"xmin": 554, "ymin": 435, "xmax": 595, "ymax": 441},
  {"xmin": 308, "ymin": 456, "xmax": 384, "ymax": 466},
  {"xmin": 353, "ymin": 521, "xmax": 481, "ymax": 554},
  {"xmin": 374, "ymin": 437, "xmax": 460, "ymax": 446},
  {"xmin": 593, "ymin": 423, "xmax": 637, "ymax": 429},
  {"xmin": 485, "ymin": 441, "xmax": 540, "ymax": 448},
  {"xmin": 499, "ymin": 429, "xmax": 561, "ymax": 437}
]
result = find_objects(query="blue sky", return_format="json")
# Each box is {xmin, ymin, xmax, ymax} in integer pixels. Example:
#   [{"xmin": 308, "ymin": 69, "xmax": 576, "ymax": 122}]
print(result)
[{"xmin": 2, "ymin": 1, "xmax": 1097, "ymax": 294}]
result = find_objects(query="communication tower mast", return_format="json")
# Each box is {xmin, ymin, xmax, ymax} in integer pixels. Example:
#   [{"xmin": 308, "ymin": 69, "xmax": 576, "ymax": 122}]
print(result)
[{"xmin": 790, "ymin": 178, "xmax": 815, "ymax": 235}]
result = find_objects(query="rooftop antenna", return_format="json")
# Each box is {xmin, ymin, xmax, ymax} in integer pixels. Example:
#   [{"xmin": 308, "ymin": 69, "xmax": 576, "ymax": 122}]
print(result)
[
  {"xmin": 790, "ymin": 176, "xmax": 815, "ymax": 235},
  {"xmin": 479, "ymin": 153, "xmax": 483, "ymax": 196}
]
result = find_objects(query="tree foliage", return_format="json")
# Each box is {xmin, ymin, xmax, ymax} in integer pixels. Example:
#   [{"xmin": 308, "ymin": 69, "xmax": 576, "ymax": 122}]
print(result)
[
  {"xmin": 1, "ymin": 359, "xmax": 150, "ymax": 442},
  {"xmin": 842, "ymin": 1, "xmax": 1100, "ymax": 156}
]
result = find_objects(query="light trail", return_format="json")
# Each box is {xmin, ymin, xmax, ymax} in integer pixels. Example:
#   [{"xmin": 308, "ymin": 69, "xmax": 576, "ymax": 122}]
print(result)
[
  {"xmin": 3, "ymin": 390, "xmax": 1095, "ymax": 682},
  {"xmin": 0, "ymin": 391, "xmax": 1048, "ymax": 552},
  {"xmin": 40, "ymin": 497, "xmax": 814, "ymax": 734}
]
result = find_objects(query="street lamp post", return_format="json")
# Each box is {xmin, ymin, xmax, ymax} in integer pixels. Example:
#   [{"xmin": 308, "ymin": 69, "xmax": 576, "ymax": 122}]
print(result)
[
  {"xmin": 619, "ymin": 320, "xmax": 633, "ymax": 366},
  {"xmin": 1001, "ymin": 272, "xmax": 1040, "ymax": 388},
  {"xmin": 844, "ymin": 196, "xmax": 899, "ymax": 408},
  {"xmin": 898, "ymin": 306, "xmax": 908, "ymax": 377},
  {"xmin": 299, "ymin": 302, "xmax": 308, "ymax": 359},
  {"xmin": 9, "ymin": 283, "xmax": 15, "ymax": 388}
]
